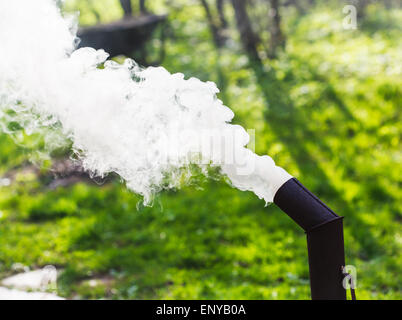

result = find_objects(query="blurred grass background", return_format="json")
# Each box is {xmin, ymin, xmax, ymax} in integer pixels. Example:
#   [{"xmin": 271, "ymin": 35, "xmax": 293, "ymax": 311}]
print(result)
[{"xmin": 0, "ymin": 0, "xmax": 401, "ymax": 299}]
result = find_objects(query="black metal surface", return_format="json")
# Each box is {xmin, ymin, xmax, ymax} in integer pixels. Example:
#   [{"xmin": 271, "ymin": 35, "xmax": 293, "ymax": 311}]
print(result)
[
  {"xmin": 274, "ymin": 178, "xmax": 347, "ymax": 300},
  {"xmin": 77, "ymin": 15, "xmax": 167, "ymax": 58}
]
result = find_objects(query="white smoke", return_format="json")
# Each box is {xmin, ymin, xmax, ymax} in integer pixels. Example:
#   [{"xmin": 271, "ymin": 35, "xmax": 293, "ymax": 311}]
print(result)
[{"xmin": 0, "ymin": 0, "xmax": 291, "ymax": 204}]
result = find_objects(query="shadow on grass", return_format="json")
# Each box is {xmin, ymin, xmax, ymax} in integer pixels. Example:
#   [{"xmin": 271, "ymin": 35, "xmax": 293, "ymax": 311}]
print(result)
[{"xmin": 249, "ymin": 58, "xmax": 380, "ymax": 259}]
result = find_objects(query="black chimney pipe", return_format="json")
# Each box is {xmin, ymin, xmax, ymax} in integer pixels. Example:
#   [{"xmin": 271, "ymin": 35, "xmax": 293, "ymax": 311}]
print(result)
[{"xmin": 273, "ymin": 178, "xmax": 347, "ymax": 300}]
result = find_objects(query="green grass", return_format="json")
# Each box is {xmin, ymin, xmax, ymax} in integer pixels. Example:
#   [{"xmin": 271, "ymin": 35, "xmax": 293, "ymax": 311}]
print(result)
[{"xmin": 0, "ymin": 2, "xmax": 400, "ymax": 299}]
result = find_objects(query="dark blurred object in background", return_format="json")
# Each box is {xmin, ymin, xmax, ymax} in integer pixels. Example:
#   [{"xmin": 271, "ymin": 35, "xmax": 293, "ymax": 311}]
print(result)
[
  {"xmin": 77, "ymin": 14, "xmax": 166, "ymax": 59},
  {"xmin": 78, "ymin": 0, "xmax": 166, "ymax": 62}
]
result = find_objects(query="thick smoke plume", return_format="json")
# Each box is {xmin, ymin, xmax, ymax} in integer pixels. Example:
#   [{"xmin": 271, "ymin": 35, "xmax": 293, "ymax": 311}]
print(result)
[{"xmin": 0, "ymin": 0, "xmax": 291, "ymax": 204}]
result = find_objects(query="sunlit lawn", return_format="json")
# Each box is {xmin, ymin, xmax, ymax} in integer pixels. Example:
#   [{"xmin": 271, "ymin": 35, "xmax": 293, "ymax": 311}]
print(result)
[{"xmin": 0, "ymin": 2, "xmax": 400, "ymax": 299}]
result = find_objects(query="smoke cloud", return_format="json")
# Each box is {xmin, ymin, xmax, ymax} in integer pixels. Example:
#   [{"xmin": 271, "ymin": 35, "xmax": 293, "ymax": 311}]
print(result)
[{"xmin": 0, "ymin": 0, "xmax": 291, "ymax": 204}]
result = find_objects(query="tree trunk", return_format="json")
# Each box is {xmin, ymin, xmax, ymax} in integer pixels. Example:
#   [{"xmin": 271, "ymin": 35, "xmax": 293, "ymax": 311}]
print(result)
[
  {"xmin": 139, "ymin": 0, "xmax": 148, "ymax": 14},
  {"xmin": 268, "ymin": 0, "xmax": 285, "ymax": 59},
  {"xmin": 231, "ymin": 0, "xmax": 260, "ymax": 62},
  {"xmin": 200, "ymin": 0, "xmax": 224, "ymax": 47},
  {"xmin": 216, "ymin": 0, "xmax": 228, "ymax": 28},
  {"xmin": 119, "ymin": 0, "xmax": 132, "ymax": 18},
  {"xmin": 356, "ymin": 0, "xmax": 369, "ymax": 20}
]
